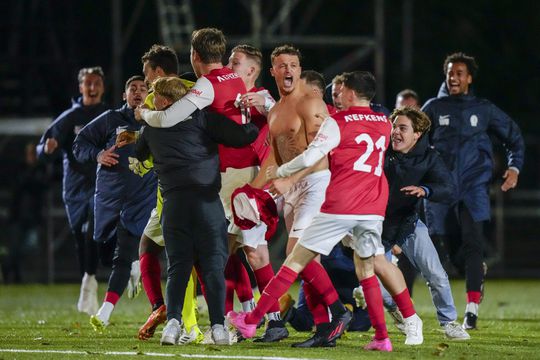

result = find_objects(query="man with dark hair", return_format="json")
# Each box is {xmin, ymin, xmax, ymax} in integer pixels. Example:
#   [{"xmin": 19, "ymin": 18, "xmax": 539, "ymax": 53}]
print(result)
[
  {"xmin": 37, "ymin": 66, "xmax": 109, "ymax": 315},
  {"xmin": 395, "ymin": 89, "xmax": 420, "ymax": 109},
  {"xmin": 229, "ymin": 71, "xmax": 423, "ymax": 352},
  {"xmin": 72, "ymin": 76, "xmax": 156, "ymax": 331},
  {"xmin": 422, "ymin": 52, "xmax": 524, "ymax": 329},
  {"xmin": 141, "ymin": 44, "xmax": 180, "ymax": 78},
  {"xmin": 300, "ymin": 70, "xmax": 325, "ymax": 96}
]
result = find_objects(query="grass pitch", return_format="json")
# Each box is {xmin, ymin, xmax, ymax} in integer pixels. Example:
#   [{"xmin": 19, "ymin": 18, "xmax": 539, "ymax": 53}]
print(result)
[{"xmin": 1, "ymin": 279, "xmax": 540, "ymax": 359}]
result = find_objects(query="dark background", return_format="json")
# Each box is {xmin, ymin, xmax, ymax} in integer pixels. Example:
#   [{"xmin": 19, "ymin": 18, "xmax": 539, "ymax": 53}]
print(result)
[{"xmin": 1, "ymin": 0, "xmax": 539, "ymax": 282}]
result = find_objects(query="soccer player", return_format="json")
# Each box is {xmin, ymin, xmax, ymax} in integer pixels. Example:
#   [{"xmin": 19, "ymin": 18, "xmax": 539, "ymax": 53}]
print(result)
[
  {"xmin": 228, "ymin": 71, "xmax": 419, "ymax": 352},
  {"xmin": 36, "ymin": 66, "xmax": 109, "ymax": 315},
  {"xmin": 225, "ymin": 44, "xmax": 290, "ymax": 342},
  {"xmin": 277, "ymin": 69, "xmax": 372, "ymax": 334},
  {"xmin": 422, "ymin": 52, "xmax": 524, "ymax": 329},
  {"xmin": 136, "ymin": 44, "xmax": 201, "ymax": 343},
  {"xmin": 138, "ymin": 28, "xmax": 274, "ymax": 342},
  {"xmin": 72, "ymin": 75, "xmax": 157, "ymax": 331},
  {"xmin": 232, "ymin": 45, "xmax": 352, "ymax": 348},
  {"xmin": 135, "ymin": 77, "xmax": 259, "ymax": 345}
]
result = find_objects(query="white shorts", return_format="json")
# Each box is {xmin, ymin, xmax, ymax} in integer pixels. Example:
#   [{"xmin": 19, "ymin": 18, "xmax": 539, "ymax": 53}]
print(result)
[
  {"xmin": 299, "ymin": 213, "xmax": 385, "ymax": 258},
  {"xmin": 282, "ymin": 170, "xmax": 330, "ymax": 239},
  {"xmin": 240, "ymin": 223, "xmax": 268, "ymax": 249},
  {"xmin": 143, "ymin": 207, "xmax": 164, "ymax": 247},
  {"xmin": 219, "ymin": 166, "xmax": 258, "ymax": 233}
]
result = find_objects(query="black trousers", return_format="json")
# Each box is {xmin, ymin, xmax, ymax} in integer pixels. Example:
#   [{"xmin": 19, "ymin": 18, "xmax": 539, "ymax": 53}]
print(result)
[
  {"xmin": 161, "ymin": 187, "xmax": 228, "ymax": 326},
  {"xmin": 443, "ymin": 202, "xmax": 485, "ymax": 293},
  {"xmin": 106, "ymin": 223, "xmax": 139, "ymax": 295}
]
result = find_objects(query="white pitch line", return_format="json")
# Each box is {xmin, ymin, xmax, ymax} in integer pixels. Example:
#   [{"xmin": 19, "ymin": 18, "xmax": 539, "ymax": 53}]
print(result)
[{"xmin": 0, "ymin": 349, "xmax": 329, "ymax": 360}]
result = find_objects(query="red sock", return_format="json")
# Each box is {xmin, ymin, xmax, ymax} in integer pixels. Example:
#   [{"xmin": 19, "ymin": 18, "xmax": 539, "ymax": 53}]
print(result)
[
  {"xmin": 246, "ymin": 266, "xmax": 297, "ymax": 324},
  {"xmin": 467, "ymin": 291, "xmax": 482, "ymax": 304},
  {"xmin": 224, "ymin": 257, "xmax": 237, "ymax": 313},
  {"xmin": 254, "ymin": 264, "xmax": 280, "ymax": 313},
  {"xmin": 231, "ymin": 254, "xmax": 253, "ymax": 303},
  {"xmin": 392, "ymin": 288, "xmax": 416, "ymax": 318},
  {"xmin": 104, "ymin": 291, "xmax": 120, "ymax": 305},
  {"xmin": 300, "ymin": 261, "xmax": 338, "ymax": 306},
  {"xmin": 140, "ymin": 252, "xmax": 163, "ymax": 306},
  {"xmin": 361, "ymin": 275, "xmax": 388, "ymax": 340},
  {"xmin": 302, "ymin": 281, "xmax": 330, "ymax": 325}
]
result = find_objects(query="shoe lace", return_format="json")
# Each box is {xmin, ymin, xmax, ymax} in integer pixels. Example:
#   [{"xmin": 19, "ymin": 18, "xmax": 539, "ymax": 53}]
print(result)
[{"xmin": 405, "ymin": 318, "xmax": 418, "ymax": 336}]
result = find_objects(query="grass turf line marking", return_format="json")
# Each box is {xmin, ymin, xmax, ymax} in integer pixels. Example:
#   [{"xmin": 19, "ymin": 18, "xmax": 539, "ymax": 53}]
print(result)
[{"xmin": 0, "ymin": 349, "xmax": 327, "ymax": 360}]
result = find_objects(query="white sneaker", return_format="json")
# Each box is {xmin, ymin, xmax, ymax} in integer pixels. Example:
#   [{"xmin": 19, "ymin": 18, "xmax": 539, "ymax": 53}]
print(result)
[
  {"xmin": 178, "ymin": 325, "xmax": 203, "ymax": 344},
  {"xmin": 404, "ymin": 314, "xmax": 423, "ymax": 345},
  {"xmin": 90, "ymin": 302, "xmax": 113, "ymax": 333},
  {"xmin": 352, "ymin": 286, "xmax": 367, "ymax": 309},
  {"xmin": 211, "ymin": 324, "xmax": 232, "ymax": 345},
  {"xmin": 77, "ymin": 273, "xmax": 98, "ymax": 315},
  {"xmin": 444, "ymin": 321, "xmax": 470, "ymax": 340},
  {"xmin": 388, "ymin": 308, "xmax": 406, "ymax": 334},
  {"xmin": 161, "ymin": 319, "xmax": 182, "ymax": 345},
  {"xmin": 126, "ymin": 260, "xmax": 141, "ymax": 299}
]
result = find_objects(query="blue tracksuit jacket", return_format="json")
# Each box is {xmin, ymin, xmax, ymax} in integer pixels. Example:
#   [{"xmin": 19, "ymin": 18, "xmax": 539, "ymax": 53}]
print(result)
[
  {"xmin": 36, "ymin": 97, "xmax": 109, "ymax": 230},
  {"xmin": 72, "ymin": 104, "xmax": 157, "ymax": 242},
  {"xmin": 421, "ymin": 84, "xmax": 524, "ymax": 234}
]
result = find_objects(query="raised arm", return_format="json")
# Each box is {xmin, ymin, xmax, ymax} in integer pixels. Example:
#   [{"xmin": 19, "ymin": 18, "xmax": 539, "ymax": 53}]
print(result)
[{"xmin": 140, "ymin": 76, "xmax": 214, "ymax": 128}]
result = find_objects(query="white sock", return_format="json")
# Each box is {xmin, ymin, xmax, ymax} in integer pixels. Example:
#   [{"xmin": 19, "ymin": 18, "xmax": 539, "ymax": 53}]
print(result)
[
  {"xmin": 241, "ymin": 299, "xmax": 256, "ymax": 312},
  {"xmin": 96, "ymin": 302, "xmax": 114, "ymax": 322},
  {"xmin": 465, "ymin": 302, "xmax": 479, "ymax": 315},
  {"xmin": 81, "ymin": 273, "xmax": 95, "ymax": 285},
  {"xmin": 267, "ymin": 311, "xmax": 281, "ymax": 322}
]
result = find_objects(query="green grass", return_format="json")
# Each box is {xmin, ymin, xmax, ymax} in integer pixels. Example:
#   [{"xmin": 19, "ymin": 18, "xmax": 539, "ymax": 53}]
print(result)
[{"xmin": 1, "ymin": 279, "xmax": 540, "ymax": 359}]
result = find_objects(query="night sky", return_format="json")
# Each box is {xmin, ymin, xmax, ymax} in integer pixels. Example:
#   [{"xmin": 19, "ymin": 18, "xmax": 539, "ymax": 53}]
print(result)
[{"xmin": 3, "ymin": 1, "xmax": 539, "ymax": 126}]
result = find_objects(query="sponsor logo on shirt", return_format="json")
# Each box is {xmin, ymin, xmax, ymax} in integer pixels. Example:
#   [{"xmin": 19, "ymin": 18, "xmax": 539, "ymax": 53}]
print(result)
[
  {"xmin": 344, "ymin": 113, "xmax": 387, "ymax": 123},
  {"xmin": 470, "ymin": 114, "xmax": 478, "ymax": 127},
  {"xmin": 216, "ymin": 73, "xmax": 240, "ymax": 82},
  {"xmin": 190, "ymin": 88, "xmax": 203, "ymax": 96},
  {"xmin": 439, "ymin": 115, "xmax": 450, "ymax": 126}
]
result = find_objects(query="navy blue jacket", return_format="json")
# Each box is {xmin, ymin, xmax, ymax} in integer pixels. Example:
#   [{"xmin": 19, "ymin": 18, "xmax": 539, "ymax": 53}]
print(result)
[
  {"xmin": 73, "ymin": 104, "xmax": 157, "ymax": 242},
  {"xmin": 136, "ymin": 109, "xmax": 258, "ymax": 195},
  {"xmin": 37, "ymin": 97, "xmax": 109, "ymax": 229},
  {"xmin": 421, "ymin": 84, "xmax": 524, "ymax": 232},
  {"xmin": 382, "ymin": 135, "xmax": 454, "ymax": 248}
]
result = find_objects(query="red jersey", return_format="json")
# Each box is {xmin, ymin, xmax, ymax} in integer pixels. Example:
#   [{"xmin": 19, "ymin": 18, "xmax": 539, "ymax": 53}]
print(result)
[
  {"xmin": 186, "ymin": 67, "xmax": 259, "ymax": 171},
  {"xmin": 320, "ymin": 107, "xmax": 392, "ymax": 216},
  {"xmin": 326, "ymin": 104, "xmax": 338, "ymax": 115}
]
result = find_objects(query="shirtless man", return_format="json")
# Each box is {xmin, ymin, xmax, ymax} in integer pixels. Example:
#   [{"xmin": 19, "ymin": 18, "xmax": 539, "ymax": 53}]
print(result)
[
  {"xmin": 255, "ymin": 45, "xmax": 351, "ymax": 348},
  {"xmin": 225, "ymin": 44, "xmax": 291, "ymax": 342}
]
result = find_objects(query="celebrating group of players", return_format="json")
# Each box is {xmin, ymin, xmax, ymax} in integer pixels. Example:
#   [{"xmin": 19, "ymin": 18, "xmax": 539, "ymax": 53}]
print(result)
[{"xmin": 37, "ymin": 26, "xmax": 524, "ymax": 352}]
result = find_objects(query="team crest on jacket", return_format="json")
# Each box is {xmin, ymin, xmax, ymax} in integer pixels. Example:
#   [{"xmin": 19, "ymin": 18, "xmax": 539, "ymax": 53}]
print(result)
[
  {"xmin": 470, "ymin": 115, "xmax": 478, "ymax": 127},
  {"xmin": 438, "ymin": 115, "xmax": 450, "ymax": 126}
]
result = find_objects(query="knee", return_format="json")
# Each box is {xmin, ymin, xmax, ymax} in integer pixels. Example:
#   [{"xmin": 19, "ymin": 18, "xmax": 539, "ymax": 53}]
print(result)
[
  {"xmin": 245, "ymin": 248, "xmax": 269, "ymax": 270},
  {"xmin": 425, "ymin": 272, "xmax": 449, "ymax": 289}
]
